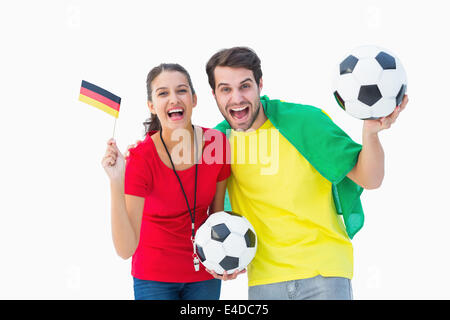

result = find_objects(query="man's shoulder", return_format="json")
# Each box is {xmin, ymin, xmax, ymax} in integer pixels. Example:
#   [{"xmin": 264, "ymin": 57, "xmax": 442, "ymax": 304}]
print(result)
[
  {"xmin": 264, "ymin": 97, "xmax": 333, "ymax": 126},
  {"xmin": 213, "ymin": 119, "xmax": 231, "ymax": 134}
]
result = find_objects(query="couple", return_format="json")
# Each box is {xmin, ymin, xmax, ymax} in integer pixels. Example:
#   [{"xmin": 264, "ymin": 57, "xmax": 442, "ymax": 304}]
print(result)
[{"xmin": 102, "ymin": 47, "xmax": 408, "ymax": 300}]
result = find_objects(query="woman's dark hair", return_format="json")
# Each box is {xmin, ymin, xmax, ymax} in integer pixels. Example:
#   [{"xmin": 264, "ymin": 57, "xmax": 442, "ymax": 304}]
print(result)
[
  {"xmin": 143, "ymin": 63, "xmax": 196, "ymax": 135},
  {"xmin": 205, "ymin": 46, "xmax": 262, "ymax": 92}
]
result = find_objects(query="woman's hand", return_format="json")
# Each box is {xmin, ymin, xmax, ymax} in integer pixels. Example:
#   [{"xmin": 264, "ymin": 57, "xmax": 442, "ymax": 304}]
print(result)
[
  {"xmin": 205, "ymin": 268, "xmax": 246, "ymax": 281},
  {"xmin": 102, "ymin": 138, "xmax": 126, "ymax": 182}
]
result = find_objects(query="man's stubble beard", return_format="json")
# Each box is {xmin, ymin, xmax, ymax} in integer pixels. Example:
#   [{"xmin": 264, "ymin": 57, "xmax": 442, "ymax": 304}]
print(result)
[{"xmin": 221, "ymin": 96, "xmax": 262, "ymax": 132}]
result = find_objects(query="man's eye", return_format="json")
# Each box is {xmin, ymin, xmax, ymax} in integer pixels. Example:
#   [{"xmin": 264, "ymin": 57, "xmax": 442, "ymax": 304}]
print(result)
[
  {"xmin": 242, "ymin": 83, "xmax": 250, "ymax": 89},
  {"xmin": 221, "ymin": 87, "xmax": 231, "ymax": 92}
]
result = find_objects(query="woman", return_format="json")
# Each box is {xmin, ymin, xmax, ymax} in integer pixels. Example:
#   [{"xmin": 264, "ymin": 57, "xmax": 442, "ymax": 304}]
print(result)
[{"xmin": 102, "ymin": 63, "xmax": 230, "ymax": 300}]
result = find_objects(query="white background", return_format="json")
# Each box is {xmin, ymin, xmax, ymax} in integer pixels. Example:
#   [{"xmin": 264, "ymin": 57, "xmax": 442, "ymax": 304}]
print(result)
[{"xmin": 0, "ymin": 0, "xmax": 449, "ymax": 299}]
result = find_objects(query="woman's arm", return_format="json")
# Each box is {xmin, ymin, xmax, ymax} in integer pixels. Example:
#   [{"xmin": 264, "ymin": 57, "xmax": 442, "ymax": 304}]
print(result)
[
  {"xmin": 208, "ymin": 179, "xmax": 228, "ymax": 214},
  {"xmin": 103, "ymin": 138, "xmax": 145, "ymax": 260},
  {"xmin": 110, "ymin": 180, "xmax": 145, "ymax": 259}
]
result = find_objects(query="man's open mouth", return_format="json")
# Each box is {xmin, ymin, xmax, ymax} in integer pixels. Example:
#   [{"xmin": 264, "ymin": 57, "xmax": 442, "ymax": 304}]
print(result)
[{"xmin": 229, "ymin": 106, "xmax": 250, "ymax": 120}]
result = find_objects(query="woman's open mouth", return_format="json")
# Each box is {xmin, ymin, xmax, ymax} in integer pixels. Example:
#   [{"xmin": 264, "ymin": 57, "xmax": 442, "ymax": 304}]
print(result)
[{"xmin": 167, "ymin": 108, "xmax": 185, "ymax": 121}]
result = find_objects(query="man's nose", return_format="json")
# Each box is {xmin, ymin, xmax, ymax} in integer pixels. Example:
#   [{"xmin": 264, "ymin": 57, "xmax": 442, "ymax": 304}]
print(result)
[{"xmin": 230, "ymin": 88, "xmax": 244, "ymax": 105}]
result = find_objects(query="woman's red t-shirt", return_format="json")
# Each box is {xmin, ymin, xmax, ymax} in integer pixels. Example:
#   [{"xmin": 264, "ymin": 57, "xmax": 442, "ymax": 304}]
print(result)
[{"xmin": 124, "ymin": 127, "xmax": 230, "ymax": 282}]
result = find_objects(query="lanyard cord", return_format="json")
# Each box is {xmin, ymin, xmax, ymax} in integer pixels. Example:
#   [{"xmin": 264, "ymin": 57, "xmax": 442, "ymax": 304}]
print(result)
[{"xmin": 160, "ymin": 125, "xmax": 198, "ymax": 238}]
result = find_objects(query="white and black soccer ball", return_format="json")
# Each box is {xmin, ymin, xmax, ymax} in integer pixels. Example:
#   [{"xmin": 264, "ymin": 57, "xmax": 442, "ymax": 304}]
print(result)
[
  {"xmin": 333, "ymin": 45, "xmax": 407, "ymax": 120},
  {"xmin": 194, "ymin": 211, "xmax": 257, "ymax": 274}
]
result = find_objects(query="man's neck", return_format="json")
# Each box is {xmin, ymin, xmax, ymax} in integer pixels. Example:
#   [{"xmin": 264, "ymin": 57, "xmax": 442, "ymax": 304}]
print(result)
[{"xmin": 246, "ymin": 102, "xmax": 268, "ymax": 132}]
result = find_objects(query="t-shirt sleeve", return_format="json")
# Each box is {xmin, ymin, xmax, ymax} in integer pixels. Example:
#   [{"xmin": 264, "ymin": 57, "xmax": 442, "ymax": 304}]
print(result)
[
  {"xmin": 217, "ymin": 132, "xmax": 231, "ymax": 182},
  {"xmin": 124, "ymin": 147, "xmax": 152, "ymax": 198},
  {"xmin": 217, "ymin": 162, "xmax": 231, "ymax": 182}
]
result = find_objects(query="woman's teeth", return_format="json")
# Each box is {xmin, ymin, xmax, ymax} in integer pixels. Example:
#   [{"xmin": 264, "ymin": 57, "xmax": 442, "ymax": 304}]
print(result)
[{"xmin": 168, "ymin": 108, "xmax": 184, "ymax": 119}]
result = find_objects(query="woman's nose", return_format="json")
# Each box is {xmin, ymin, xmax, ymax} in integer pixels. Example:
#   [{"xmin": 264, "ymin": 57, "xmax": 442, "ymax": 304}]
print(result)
[{"xmin": 168, "ymin": 91, "xmax": 179, "ymax": 105}]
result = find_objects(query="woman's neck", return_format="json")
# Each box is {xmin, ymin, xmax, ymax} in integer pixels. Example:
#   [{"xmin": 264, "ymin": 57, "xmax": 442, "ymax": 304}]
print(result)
[{"xmin": 160, "ymin": 123, "xmax": 194, "ymax": 150}]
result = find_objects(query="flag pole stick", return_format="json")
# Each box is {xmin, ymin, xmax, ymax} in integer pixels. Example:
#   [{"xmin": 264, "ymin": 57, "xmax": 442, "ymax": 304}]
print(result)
[{"xmin": 112, "ymin": 117, "xmax": 117, "ymax": 139}]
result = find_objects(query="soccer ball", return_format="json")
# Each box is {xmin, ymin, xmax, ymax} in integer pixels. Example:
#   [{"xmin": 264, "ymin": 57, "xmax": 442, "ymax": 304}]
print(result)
[
  {"xmin": 333, "ymin": 45, "xmax": 407, "ymax": 120},
  {"xmin": 194, "ymin": 211, "xmax": 257, "ymax": 274}
]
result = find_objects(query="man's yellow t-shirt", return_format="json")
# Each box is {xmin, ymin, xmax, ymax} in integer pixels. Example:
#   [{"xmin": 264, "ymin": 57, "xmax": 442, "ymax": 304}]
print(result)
[{"xmin": 227, "ymin": 118, "xmax": 353, "ymax": 286}]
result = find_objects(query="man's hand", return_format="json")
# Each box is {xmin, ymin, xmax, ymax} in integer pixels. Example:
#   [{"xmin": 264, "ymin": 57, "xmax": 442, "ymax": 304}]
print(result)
[
  {"xmin": 363, "ymin": 94, "xmax": 408, "ymax": 135},
  {"xmin": 124, "ymin": 140, "xmax": 142, "ymax": 159}
]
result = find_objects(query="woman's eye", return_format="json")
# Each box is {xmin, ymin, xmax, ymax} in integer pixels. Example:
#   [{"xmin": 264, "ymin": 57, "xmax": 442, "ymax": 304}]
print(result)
[
  {"xmin": 178, "ymin": 89, "xmax": 187, "ymax": 93},
  {"xmin": 158, "ymin": 92, "xmax": 168, "ymax": 96}
]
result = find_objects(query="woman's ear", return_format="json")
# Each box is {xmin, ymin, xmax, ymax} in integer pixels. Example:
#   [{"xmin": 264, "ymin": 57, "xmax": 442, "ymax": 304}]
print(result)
[
  {"xmin": 192, "ymin": 93, "xmax": 198, "ymax": 109},
  {"xmin": 147, "ymin": 100, "xmax": 156, "ymax": 114}
]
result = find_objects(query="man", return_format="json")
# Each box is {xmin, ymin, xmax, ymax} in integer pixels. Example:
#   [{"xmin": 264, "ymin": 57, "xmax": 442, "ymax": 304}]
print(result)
[{"xmin": 204, "ymin": 46, "xmax": 408, "ymax": 300}]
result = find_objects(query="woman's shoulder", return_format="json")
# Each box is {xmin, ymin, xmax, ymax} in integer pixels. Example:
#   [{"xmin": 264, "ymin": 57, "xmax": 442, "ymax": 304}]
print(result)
[{"xmin": 126, "ymin": 133, "xmax": 156, "ymax": 161}]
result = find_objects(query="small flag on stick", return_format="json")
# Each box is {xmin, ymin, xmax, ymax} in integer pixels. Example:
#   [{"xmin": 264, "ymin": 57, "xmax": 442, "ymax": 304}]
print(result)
[{"xmin": 79, "ymin": 80, "xmax": 121, "ymax": 118}]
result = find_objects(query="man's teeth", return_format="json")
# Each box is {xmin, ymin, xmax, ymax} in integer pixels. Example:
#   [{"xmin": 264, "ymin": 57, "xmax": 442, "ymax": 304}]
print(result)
[{"xmin": 231, "ymin": 106, "xmax": 248, "ymax": 112}]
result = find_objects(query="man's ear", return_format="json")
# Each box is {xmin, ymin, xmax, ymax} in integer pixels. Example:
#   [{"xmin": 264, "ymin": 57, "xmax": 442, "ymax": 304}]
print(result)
[
  {"xmin": 212, "ymin": 89, "xmax": 216, "ymax": 100},
  {"xmin": 258, "ymin": 78, "xmax": 263, "ymax": 92},
  {"xmin": 147, "ymin": 100, "xmax": 155, "ymax": 114}
]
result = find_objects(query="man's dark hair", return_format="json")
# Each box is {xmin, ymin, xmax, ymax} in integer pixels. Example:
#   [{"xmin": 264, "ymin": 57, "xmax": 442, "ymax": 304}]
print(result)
[{"xmin": 205, "ymin": 47, "xmax": 262, "ymax": 92}]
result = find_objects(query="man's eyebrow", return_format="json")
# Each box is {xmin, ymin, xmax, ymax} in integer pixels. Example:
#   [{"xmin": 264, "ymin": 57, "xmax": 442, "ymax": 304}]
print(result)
[
  {"xmin": 217, "ymin": 78, "xmax": 253, "ymax": 88},
  {"xmin": 217, "ymin": 82, "xmax": 229, "ymax": 88},
  {"xmin": 240, "ymin": 78, "xmax": 253, "ymax": 84}
]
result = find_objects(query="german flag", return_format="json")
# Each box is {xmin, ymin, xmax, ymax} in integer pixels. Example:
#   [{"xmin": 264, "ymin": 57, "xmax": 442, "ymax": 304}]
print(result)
[{"xmin": 79, "ymin": 80, "xmax": 121, "ymax": 118}]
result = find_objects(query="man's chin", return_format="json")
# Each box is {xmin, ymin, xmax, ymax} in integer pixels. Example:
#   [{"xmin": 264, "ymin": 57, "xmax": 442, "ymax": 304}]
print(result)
[{"xmin": 225, "ymin": 117, "xmax": 250, "ymax": 131}]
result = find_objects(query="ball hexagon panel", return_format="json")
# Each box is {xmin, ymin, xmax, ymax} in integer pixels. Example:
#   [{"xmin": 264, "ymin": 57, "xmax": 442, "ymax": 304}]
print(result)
[
  {"xmin": 369, "ymin": 97, "xmax": 396, "ymax": 118},
  {"xmin": 223, "ymin": 215, "xmax": 252, "ymax": 236},
  {"xmin": 345, "ymin": 100, "xmax": 372, "ymax": 119},
  {"xmin": 202, "ymin": 260, "xmax": 225, "ymax": 275},
  {"xmin": 203, "ymin": 240, "xmax": 226, "ymax": 263},
  {"xmin": 211, "ymin": 223, "xmax": 230, "ymax": 242},
  {"xmin": 207, "ymin": 211, "xmax": 230, "ymax": 225},
  {"xmin": 336, "ymin": 74, "xmax": 360, "ymax": 102},
  {"xmin": 239, "ymin": 248, "xmax": 257, "ymax": 270},
  {"xmin": 223, "ymin": 233, "xmax": 247, "ymax": 257},
  {"xmin": 352, "ymin": 58, "xmax": 383, "ymax": 85},
  {"xmin": 394, "ymin": 58, "xmax": 407, "ymax": 84},
  {"xmin": 377, "ymin": 69, "xmax": 404, "ymax": 98},
  {"xmin": 194, "ymin": 222, "xmax": 211, "ymax": 246}
]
